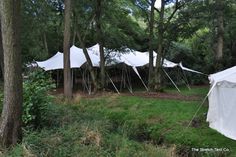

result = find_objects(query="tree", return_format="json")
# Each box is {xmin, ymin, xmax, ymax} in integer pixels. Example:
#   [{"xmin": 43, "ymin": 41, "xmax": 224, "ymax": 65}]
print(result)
[
  {"xmin": 76, "ymin": 30, "xmax": 100, "ymax": 91},
  {"xmin": 95, "ymin": 0, "xmax": 105, "ymax": 90},
  {"xmin": 21, "ymin": 0, "xmax": 64, "ymax": 63},
  {"xmin": 72, "ymin": 0, "xmax": 146, "ymax": 91},
  {"xmin": 154, "ymin": 0, "xmax": 165, "ymax": 91},
  {"xmin": 0, "ymin": 0, "xmax": 23, "ymax": 147},
  {"xmin": 154, "ymin": 0, "xmax": 184, "ymax": 91},
  {"xmin": 213, "ymin": 0, "xmax": 224, "ymax": 69},
  {"xmin": 72, "ymin": 1, "xmax": 100, "ymax": 92},
  {"xmin": 148, "ymin": 0, "xmax": 156, "ymax": 91},
  {"xmin": 0, "ymin": 19, "xmax": 3, "ymax": 79},
  {"xmin": 63, "ymin": 0, "xmax": 72, "ymax": 99}
]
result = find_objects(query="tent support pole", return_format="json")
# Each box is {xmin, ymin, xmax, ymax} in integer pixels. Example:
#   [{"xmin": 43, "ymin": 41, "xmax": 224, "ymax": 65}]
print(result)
[
  {"xmin": 106, "ymin": 72, "xmax": 120, "ymax": 94},
  {"xmin": 71, "ymin": 69, "xmax": 74, "ymax": 90},
  {"xmin": 82, "ymin": 68, "xmax": 90, "ymax": 94},
  {"xmin": 126, "ymin": 66, "xmax": 133, "ymax": 94},
  {"xmin": 163, "ymin": 68, "xmax": 181, "ymax": 93},
  {"xmin": 181, "ymin": 69, "xmax": 191, "ymax": 90},
  {"xmin": 132, "ymin": 66, "xmax": 148, "ymax": 92},
  {"xmin": 57, "ymin": 70, "xmax": 59, "ymax": 88}
]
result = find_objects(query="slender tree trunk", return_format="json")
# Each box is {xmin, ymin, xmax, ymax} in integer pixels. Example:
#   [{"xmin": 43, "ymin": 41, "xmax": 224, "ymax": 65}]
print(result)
[
  {"xmin": 148, "ymin": 0, "xmax": 156, "ymax": 91},
  {"xmin": 76, "ymin": 31, "xmax": 99, "ymax": 91},
  {"xmin": 0, "ymin": 20, "xmax": 4, "ymax": 79},
  {"xmin": 43, "ymin": 33, "xmax": 49, "ymax": 56},
  {"xmin": 0, "ymin": 0, "xmax": 23, "ymax": 147},
  {"xmin": 214, "ymin": 0, "xmax": 224, "ymax": 69},
  {"xmin": 154, "ymin": 0, "xmax": 165, "ymax": 91},
  {"xmin": 95, "ymin": 0, "xmax": 105, "ymax": 90},
  {"xmin": 63, "ymin": 0, "xmax": 72, "ymax": 99},
  {"xmin": 72, "ymin": 29, "xmax": 76, "ymax": 45}
]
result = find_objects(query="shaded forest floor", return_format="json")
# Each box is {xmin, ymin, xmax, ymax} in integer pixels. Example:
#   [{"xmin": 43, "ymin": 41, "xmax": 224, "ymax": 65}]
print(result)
[{"xmin": 1, "ymin": 86, "xmax": 236, "ymax": 157}]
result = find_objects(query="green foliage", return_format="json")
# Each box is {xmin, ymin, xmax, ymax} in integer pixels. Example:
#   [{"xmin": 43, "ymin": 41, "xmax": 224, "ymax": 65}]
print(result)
[
  {"xmin": 21, "ymin": 0, "xmax": 63, "ymax": 63},
  {"xmin": 73, "ymin": 0, "xmax": 147, "ymax": 50},
  {"xmin": 3, "ymin": 86, "xmax": 236, "ymax": 156},
  {"xmin": 23, "ymin": 69, "xmax": 55, "ymax": 128},
  {"xmin": 3, "ymin": 102, "xmax": 172, "ymax": 157}
]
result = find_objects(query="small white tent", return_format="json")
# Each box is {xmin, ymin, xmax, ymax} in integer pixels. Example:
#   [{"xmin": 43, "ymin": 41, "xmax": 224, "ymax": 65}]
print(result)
[{"xmin": 207, "ymin": 66, "xmax": 236, "ymax": 140}]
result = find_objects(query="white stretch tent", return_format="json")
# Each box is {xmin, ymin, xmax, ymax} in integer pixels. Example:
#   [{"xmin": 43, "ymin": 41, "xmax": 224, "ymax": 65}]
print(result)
[
  {"xmin": 36, "ymin": 45, "xmax": 100, "ymax": 71},
  {"xmin": 207, "ymin": 66, "xmax": 236, "ymax": 140},
  {"xmin": 37, "ymin": 52, "xmax": 63, "ymax": 71},
  {"xmin": 88, "ymin": 44, "xmax": 179, "ymax": 68},
  {"xmin": 35, "ymin": 44, "xmax": 204, "ymax": 92},
  {"xmin": 36, "ymin": 44, "xmax": 203, "ymax": 74},
  {"xmin": 88, "ymin": 44, "xmax": 204, "ymax": 73}
]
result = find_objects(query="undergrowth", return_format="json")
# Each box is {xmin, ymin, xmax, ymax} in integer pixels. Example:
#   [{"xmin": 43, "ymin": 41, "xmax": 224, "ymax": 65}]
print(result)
[{"xmin": 1, "ymin": 86, "xmax": 235, "ymax": 157}]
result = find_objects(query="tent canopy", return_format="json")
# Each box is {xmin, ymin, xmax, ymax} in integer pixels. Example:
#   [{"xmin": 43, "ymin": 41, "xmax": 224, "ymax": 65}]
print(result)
[
  {"xmin": 36, "ymin": 44, "xmax": 204, "ymax": 75},
  {"xmin": 37, "ymin": 52, "xmax": 63, "ymax": 71},
  {"xmin": 209, "ymin": 66, "xmax": 236, "ymax": 85},
  {"xmin": 36, "ymin": 45, "xmax": 100, "ymax": 71},
  {"xmin": 207, "ymin": 66, "xmax": 236, "ymax": 140},
  {"xmin": 88, "ymin": 44, "xmax": 179, "ymax": 68}
]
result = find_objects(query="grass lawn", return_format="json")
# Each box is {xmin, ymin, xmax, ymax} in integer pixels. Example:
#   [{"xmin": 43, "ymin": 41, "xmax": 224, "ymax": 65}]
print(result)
[{"xmin": 1, "ymin": 86, "xmax": 236, "ymax": 157}]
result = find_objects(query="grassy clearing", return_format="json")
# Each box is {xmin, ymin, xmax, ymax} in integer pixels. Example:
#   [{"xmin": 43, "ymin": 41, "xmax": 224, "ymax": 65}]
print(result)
[
  {"xmin": 165, "ymin": 85, "xmax": 209, "ymax": 96},
  {"xmin": 2, "ymin": 100, "xmax": 173, "ymax": 157},
  {"xmin": 1, "ymin": 86, "xmax": 236, "ymax": 157}
]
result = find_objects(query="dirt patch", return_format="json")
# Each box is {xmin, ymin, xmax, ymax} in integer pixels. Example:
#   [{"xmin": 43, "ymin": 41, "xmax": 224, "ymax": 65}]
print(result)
[
  {"xmin": 122, "ymin": 92, "xmax": 201, "ymax": 101},
  {"xmin": 146, "ymin": 116, "xmax": 163, "ymax": 125},
  {"xmin": 51, "ymin": 88, "xmax": 201, "ymax": 101}
]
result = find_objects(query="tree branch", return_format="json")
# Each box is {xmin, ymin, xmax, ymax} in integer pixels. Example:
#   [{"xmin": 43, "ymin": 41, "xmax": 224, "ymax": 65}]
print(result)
[
  {"xmin": 135, "ymin": 2, "xmax": 151, "ymax": 25},
  {"xmin": 163, "ymin": 0, "xmax": 184, "ymax": 32},
  {"xmin": 144, "ymin": 0, "xmax": 160, "ymax": 13}
]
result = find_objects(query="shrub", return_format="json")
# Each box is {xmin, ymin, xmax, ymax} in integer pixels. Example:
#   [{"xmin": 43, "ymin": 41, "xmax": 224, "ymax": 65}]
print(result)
[{"xmin": 23, "ymin": 69, "xmax": 55, "ymax": 128}]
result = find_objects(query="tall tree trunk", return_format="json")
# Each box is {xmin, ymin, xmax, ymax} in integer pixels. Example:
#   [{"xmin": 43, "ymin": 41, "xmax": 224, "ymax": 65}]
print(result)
[
  {"xmin": 0, "ymin": 0, "xmax": 23, "ymax": 147},
  {"xmin": 63, "ymin": 0, "xmax": 72, "ymax": 99},
  {"xmin": 95, "ymin": 0, "xmax": 105, "ymax": 90},
  {"xmin": 0, "ymin": 20, "xmax": 4, "ymax": 79},
  {"xmin": 214, "ymin": 0, "xmax": 224, "ymax": 69},
  {"xmin": 72, "ymin": 29, "xmax": 76, "ymax": 45},
  {"xmin": 154, "ymin": 0, "xmax": 165, "ymax": 91},
  {"xmin": 148, "ymin": 0, "xmax": 156, "ymax": 91},
  {"xmin": 76, "ymin": 31, "xmax": 99, "ymax": 91},
  {"xmin": 43, "ymin": 32, "xmax": 49, "ymax": 56}
]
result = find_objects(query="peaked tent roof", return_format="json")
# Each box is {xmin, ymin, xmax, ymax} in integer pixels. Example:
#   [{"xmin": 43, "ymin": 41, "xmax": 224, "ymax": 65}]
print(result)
[
  {"xmin": 36, "ymin": 44, "xmax": 204, "ymax": 75},
  {"xmin": 208, "ymin": 66, "xmax": 236, "ymax": 85},
  {"xmin": 37, "ymin": 52, "xmax": 63, "ymax": 71},
  {"xmin": 88, "ymin": 44, "xmax": 179, "ymax": 68},
  {"xmin": 207, "ymin": 66, "xmax": 236, "ymax": 140},
  {"xmin": 36, "ymin": 45, "xmax": 100, "ymax": 71}
]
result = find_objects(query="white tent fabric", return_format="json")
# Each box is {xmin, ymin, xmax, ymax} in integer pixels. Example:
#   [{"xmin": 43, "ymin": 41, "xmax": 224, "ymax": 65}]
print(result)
[
  {"xmin": 179, "ymin": 62, "xmax": 205, "ymax": 75},
  {"xmin": 70, "ymin": 45, "xmax": 100, "ymax": 67},
  {"xmin": 35, "ymin": 44, "xmax": 205, "ymax": 93},
  {"xmin": 88, "ymin": 44, "xmax": 179, "ymax": 68},
  {"xmin": 207, "ymin": 66, "xmax": 236, "ymax": 140},
  {"xmin": 37, "ymin": 52, "xmax": 63, "ymax": 71},
  {"xmin": 36, "ymin": 44, "xmax": 204, "ymax": 75},
  {"xmin": 36, "ymin": 46, "xmax": 100, "ymax": 71}
]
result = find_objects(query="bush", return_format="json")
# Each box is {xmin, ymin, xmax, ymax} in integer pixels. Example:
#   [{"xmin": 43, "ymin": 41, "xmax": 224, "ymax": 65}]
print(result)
[{"xmin": 23, "ymin": 69, "xmax": 55, "ymax": 128}]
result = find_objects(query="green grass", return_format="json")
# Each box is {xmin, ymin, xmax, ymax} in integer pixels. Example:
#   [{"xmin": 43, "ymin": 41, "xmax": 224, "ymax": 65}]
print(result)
[
  {"xmin": 1, "ymin": 86, "xmax": 236, "ymax": 157},
  {"xmin": 165, "ymin": 85, "xmax": 209, "ymax": 96}
]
